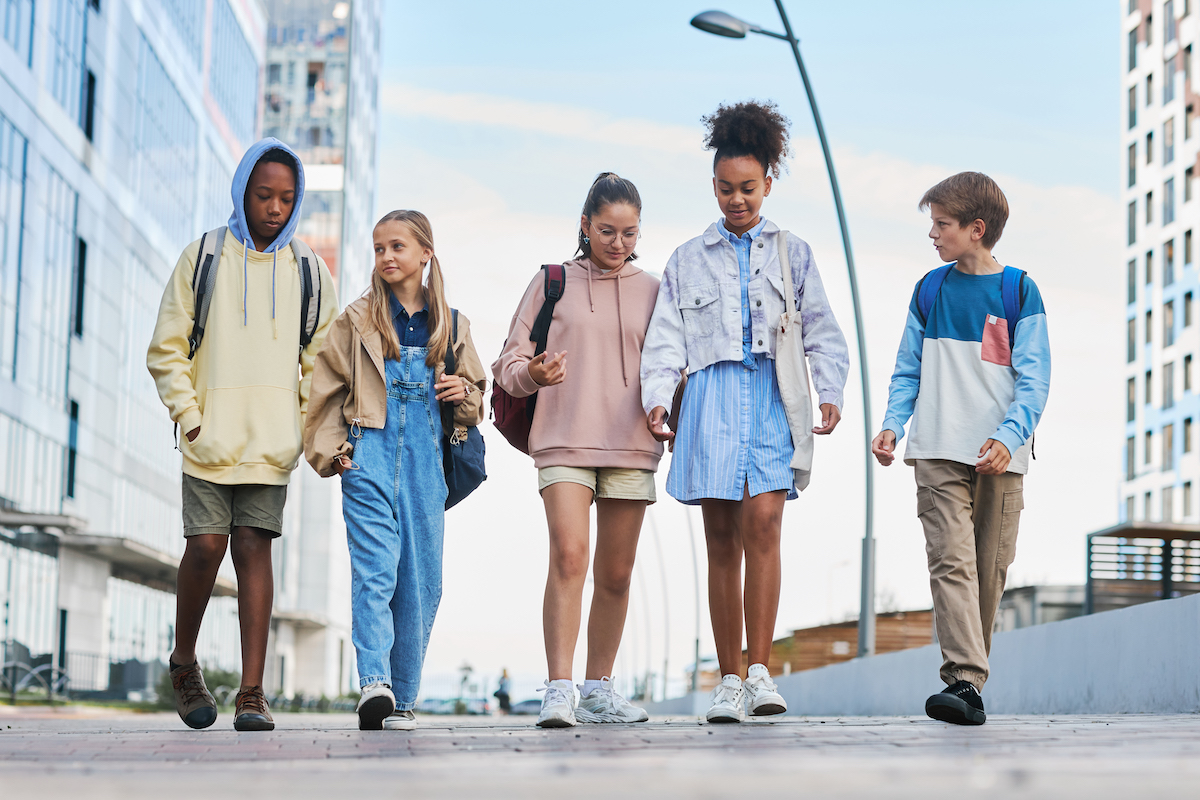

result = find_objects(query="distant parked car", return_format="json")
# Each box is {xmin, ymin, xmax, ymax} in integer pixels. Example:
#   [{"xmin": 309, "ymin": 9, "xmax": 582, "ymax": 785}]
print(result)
[{"xmin": 508, "ymin": 699, "xmax": 541, "ymax": 716}]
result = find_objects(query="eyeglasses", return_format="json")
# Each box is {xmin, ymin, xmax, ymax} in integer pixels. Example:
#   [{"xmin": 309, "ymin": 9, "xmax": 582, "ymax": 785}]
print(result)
[{"xmin": 588, "ymin": 222, "xmax": 641, "ymax": 248}]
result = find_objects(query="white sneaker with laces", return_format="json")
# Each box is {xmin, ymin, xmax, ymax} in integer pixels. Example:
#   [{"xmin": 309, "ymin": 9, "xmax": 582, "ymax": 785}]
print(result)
[
  {"xmin": 536, "ymin": 679, "xmax": 577, "ymax": 728},
  {"xmin": 574, "ymin": 677, "xmax": 648, "ymax": 723},
  {"xmin": 383, "ymin": 709, "xmax": 418, "ymax": 730},
  {"xmin": 356, "ymin": 683, "xmax": 396, "ymax": 731},
  {"xmin": 706, "ymin": 676, "xmax": 745, "ymax": 724},
  {"xmin": 744, "ymin": 670, "xmax": 787, "ymax": 716}
]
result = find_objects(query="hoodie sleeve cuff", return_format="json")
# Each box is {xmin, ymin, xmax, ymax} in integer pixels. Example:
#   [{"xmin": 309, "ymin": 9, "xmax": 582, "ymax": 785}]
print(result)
[
  {"xmin": 512, "ymin": 364, "xmax": 542, "ymax": 397},
  {"xmin": 177, "ymin": 408, "xmax": 203, "ymax": 436},
  {"xmin": 991, "ymin": 428, "xmax": 1024, "ymax": 462}
]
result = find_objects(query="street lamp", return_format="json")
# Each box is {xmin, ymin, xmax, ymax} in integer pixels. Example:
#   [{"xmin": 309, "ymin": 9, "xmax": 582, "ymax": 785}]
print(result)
[{"xmin": 690, "ymin": 2, "xmax": 876, "ymax": 658}]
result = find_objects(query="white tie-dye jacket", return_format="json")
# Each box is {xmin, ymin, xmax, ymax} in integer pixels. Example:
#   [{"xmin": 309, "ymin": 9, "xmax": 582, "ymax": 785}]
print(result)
[{"xmin": 640, "ymin": 220, "xmax": 851, "ymax": 415}]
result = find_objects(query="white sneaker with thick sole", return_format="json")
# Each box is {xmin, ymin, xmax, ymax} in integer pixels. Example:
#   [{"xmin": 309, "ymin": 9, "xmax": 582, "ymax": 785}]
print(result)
[
  {"xmin": 357, "ymin": 683, "xmax": 396, "ymax": 731},
  {"xmin": 744, "ymin": 671, "xmax": 787, "ymax": 716},
  {"xmin": 706, "ymin": 677, "xmax": 745, "ymax": 724},
  {"xmin": 383, "ymin": 709, "xmax": 418, "ymax": 730},
  {"xmin": 536, "ymin": 680, "xmax": 577, "ymax": 728},
  {"xmin": 574, "ymin": 677, "xmax": 649, "ymax": 723}
]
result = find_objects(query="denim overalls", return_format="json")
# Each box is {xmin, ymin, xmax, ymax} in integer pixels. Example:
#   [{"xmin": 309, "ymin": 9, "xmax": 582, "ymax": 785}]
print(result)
[{"xmin": 342, "ymin": 343, "xmax": 447, "ymax": 710}]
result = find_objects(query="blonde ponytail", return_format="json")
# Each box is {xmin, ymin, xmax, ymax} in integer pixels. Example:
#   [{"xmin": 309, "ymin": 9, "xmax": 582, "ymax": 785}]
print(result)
[{"xmin": 370, "ymin": 210, "xmax": 451, "ymax": 366}]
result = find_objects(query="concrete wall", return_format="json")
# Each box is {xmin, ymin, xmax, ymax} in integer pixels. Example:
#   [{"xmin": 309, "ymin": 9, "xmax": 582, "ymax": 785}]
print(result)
[{"xmin": 647, "ymin": 593, "xmax": 1200, "ymax": 716}]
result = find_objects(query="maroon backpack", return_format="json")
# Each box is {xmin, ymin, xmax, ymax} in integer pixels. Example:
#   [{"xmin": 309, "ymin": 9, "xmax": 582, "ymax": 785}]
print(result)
[{"xmin": 491, "ymin": 264, "xmax": 567, "ymax": 454}]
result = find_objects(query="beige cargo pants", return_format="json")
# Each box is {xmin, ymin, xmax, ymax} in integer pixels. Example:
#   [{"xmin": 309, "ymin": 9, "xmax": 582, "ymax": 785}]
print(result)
[{"xmin": 914, "ymin": 459, "xmax": 1024, "ymax": 691}]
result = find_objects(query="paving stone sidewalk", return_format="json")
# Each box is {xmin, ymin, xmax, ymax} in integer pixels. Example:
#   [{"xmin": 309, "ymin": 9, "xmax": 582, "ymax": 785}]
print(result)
[{"xmin": 1, "ymin": 707, "xmax": 1197, "ymax": 798}]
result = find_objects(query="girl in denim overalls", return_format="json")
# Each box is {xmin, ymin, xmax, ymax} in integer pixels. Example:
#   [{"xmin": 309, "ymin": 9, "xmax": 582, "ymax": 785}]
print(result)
[
  {"xmin": 641, "ymin": 102, "xmax": 850, "ymax": 724},
  {"xmin": 304, "ymin": 210, "xmax": 487, "ymax": 730}
]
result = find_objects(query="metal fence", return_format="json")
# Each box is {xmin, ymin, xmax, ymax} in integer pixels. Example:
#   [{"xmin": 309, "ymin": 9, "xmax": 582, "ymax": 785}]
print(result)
[{"xmin": 1086, "ymin": 528, "xmax": 1200, "ymax": 614}]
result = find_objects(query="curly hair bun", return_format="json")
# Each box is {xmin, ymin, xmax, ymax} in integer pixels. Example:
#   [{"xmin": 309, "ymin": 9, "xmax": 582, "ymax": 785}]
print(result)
[{"xmin": 702, "ymin": 100, "xmax": 791, "ymax": 178}]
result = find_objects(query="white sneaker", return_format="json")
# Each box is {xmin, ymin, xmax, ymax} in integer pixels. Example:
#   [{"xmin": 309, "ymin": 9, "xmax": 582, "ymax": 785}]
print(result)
[
  {"xmin": 383, "ymin": 709, "xmax": 418, "ymax": 730},
  {"xmin": 574, "ymin": 677, "xmax": 649, "ymax": 723},
  {"xmin": 706, "ymin": 676, "xmax": 745, "ymax": 724},
  {"xmin": 536, "ymin": 679, "xmax": 577, "ymax": 728},
  {"xmin": 744, "ymin": 670, "xmax": 787, "ymax": 716},
  {"xmin": 357, "ymin": 683, "xmax": 396, "ymax": 731}
]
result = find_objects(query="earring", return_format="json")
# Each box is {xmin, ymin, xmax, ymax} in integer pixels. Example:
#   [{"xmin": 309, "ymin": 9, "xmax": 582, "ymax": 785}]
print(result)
[{"xmin": 582, "ymin": 236, "xmax": 590, "ymax": 246}]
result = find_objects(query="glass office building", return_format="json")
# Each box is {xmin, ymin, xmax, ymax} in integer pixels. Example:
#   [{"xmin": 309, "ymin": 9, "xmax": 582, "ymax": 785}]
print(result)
[
  {"xmin": 0, "ymin": 0, "xmax": 264, "ymax": 697},
  {"xmin": 1121, "ymin": 1, "xmax": 1200, "ymax": 524}
]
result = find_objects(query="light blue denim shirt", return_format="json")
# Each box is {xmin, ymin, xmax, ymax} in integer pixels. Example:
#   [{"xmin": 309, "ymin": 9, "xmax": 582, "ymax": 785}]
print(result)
[{"xmin": 641, "ymin": 219, "xmax": 851, "ymax": 416}]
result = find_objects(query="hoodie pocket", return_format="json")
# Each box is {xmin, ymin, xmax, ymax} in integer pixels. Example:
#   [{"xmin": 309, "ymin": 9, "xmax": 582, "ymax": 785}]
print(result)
[{"xmin": 187, "ymin": 386, "xmax": 303, "ymax": 470}]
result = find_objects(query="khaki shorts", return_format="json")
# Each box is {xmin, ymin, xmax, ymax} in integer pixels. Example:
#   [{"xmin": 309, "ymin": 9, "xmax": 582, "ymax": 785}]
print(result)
[
  {"xmin": 182, "ymin": 474, "xmax": 287, "ymax": 537},
  {"xmin": 537, "ymin": 466, "xmax": 656, "ymax": 504}
]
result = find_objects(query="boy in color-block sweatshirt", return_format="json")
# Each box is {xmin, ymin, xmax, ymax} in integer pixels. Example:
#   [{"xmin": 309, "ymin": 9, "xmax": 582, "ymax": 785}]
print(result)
[
  {"xmin": 872, "ymin": 172, "xmax": 1050, "ymax": 726},
  {"xmin": 147, "ymin": 139, "xmax": 338, "ymax": 732}
]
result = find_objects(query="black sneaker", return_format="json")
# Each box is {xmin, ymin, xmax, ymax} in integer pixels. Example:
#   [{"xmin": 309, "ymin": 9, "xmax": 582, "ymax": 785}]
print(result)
[{"xmin": 925, "ymin": 680, "xmax": 986, "ymax": 725}]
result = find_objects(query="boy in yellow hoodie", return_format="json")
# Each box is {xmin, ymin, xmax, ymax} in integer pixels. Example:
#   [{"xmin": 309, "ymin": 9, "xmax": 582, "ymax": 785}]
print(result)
[{"xmin": 147, "ymin": 139, "xmax": 338, "ymax": 731}]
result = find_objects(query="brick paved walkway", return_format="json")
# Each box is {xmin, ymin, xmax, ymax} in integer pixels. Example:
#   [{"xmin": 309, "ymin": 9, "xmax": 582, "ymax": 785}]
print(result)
[{"xmin": 1, "ymin": 707, "xmax": 1197, "ymax": 798}]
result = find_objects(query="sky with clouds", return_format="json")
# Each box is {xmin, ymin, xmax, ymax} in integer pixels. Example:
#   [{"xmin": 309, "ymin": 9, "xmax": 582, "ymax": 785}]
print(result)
[{"xmin": 370, "ymin": 1, "xmax": 1122, "ymax": 701}]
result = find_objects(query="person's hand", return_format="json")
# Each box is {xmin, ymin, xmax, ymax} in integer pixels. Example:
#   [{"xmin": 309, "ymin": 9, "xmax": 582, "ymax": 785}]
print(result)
[
  {"xmin": 813, "ymin": 404, "xmax": 841, "ymax": 435},
  {"xmin": 871, "ymin": 430, "xmax": 897, "ymax": 466},
  {"xmin": 186, "ymin": 427, "xmax": 200, "ymax": 442},
  {"xmin": 435, "ymin": 373, "xmax": 471, "ymax": 405},
  {"xmin": 647, "ymin": 406, "xmax": 675, "ymax": 443},
  {"xmin": 975, "ymin": 439, "xmax": 1011, "ymax": 475},
  {"xmin": 528, "ymin": 351, "xmax": 567, "ymax": 387},
  {"xmin": 334, "ymin": 455, "xmax": 353, "ymax": 476}
]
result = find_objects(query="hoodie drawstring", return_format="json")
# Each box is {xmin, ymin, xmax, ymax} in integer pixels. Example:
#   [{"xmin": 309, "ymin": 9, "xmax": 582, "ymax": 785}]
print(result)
[
  {"xmin": 242, "ymin": 239, "xmax": 249, "ymax": 326},
  {"xmin": 616, "ymin": 272, "xmax": 627, "ymax": 387},
  {"xmin": 586, "ymin": 262, "xmax": 595, "ymax": 312},
  {"xmin": 271, "ymin": 247, "xmax": 278, "ymax": 339}
]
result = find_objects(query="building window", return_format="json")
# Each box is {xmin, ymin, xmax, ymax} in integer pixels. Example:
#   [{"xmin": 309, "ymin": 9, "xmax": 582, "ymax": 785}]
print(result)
[
  {"xmin": 1146, "ymin": 490, "xmax": 1154, "ymax": 520},
  {"xmin": 1147, "ymin": 131, "xmax": 1154, "ymax": 164},
  {"xmin": 0, "ymin": 112, "xmax": 26, "ymax": 380},
  {"xmin": 1130, "ymin": 143, "xmax": 1138, "ymax": 187},
  {"xmin": 1130, "ymin": 27, "xmax": 1139, "ymax": 72},
  {"xmin": 1186, "ymin": 417, "xmax": 1194, "ymax": 452},
  {"xmin": 1188, "ymin": 167, "xmax": 1195, "ymax": 201},
  {"xmin": 1127, "ymin": 436, "xmax": 1137, "ymax": 480},
  {"xmin": 1129, "ymin": 200, "xmax": 1138, "ymax": 245},
  {"xmin": 1126, "ymin": 495, "xmax": 1136, "ymax": 523},
  {"xmin": 1147, "ymin": 309, "xmax": 1154, "ymax": 346},
  {"xmin": 1148, "ymin": 73, "xmax": 1155, "ymax": 106},
  {"xmin": 1129, "ymin": 318, "xmax": 1138, "ymax": 362},
  {"xmin": 1164, "ymin": 485, "xmax": 1175, "ymax": 521},
  {"xmin": 1166, "ymin": 55, "xmax": 1178, "ymax": 104},
  {"xmin": 1166, "ymin": 239, "xmax": 1176, "ymax": 285},
  {"xmin": 72, "ymin": 237, "xmax": 86, "ymax": 337},
  {"xmin": 1187, "ymin": 354, "xmax": 1194, "ymax": 390},
  {"xmin": 1188, "ymin": 293, "xmax": 1194, "ymax": 327},
  {"xmin": 66, "ymin": 400, "xmax": 78, "ymax": 498},
  {"xmin": 267, "ymin": 63, "xmax": 281, "ymax": 84},
  {"xmin": 208, "ymin": 0, "xmax": 260, "ymax": 147},
  {"xmin": 1166, "ymin": 301, "xmax": 1176, "ymax": 345},
  {"xmin": 49, "ymin": 0, "xmax": 87, "ymax": 122},
  {"xmin": 1168, "ymin": 1, "xmax": 1178, "ymax": 42},
  {"xmin": 1186, "ymin": 482, "xmax": 1194, "ymax": 518},
  {"xmin": 1146, "ymin": 430, "xmax": 1154, "ymax": 464},
  {"xmin": 1188, "ymin": 45, "xmax": 1195, "ymax": 85},
  {"xmin": 161, "ymin": 0, "xmax": 203, "ymax": 67},
  {"xmin": 1147, "ymin": 191, "xmax": 1154, "ymax": 225},
  {"xmin": 1, "ymin": 0, "xmax": 34, "ymax": 66},
  {"xmin": 1147, "ymin": 13, "xmax": 1154, "ymax": 46},
  {"xmin": 1165, "ymin": 361, "xmax": 1175, "ymax": 407},
  {"xmin": 1129, "ymin": 377, "xmax": 1138, "ymax": 422},
  {"xmin": 1165, "ymin": 178, "xmax": 1176, "ymax": 224},
  {"xmin": 1147, "ymin": 248, "xmax": 1154, "ymax": 283},
  {"xmin": 1146, "ymin": 368, "xmax": 1154, "ymax": 403},
  {"xmin": 1189, "ymin": 104, "xmax": 1195, "ymax": 139},
  {"xmin": 1164, "ymin": 424, "xmax": 1175, "ymax": 470},
  {"xmin": 1166, "ymin": 119, "xmax": 1176, "ymax": 163},
  {"xmin": 1130, "ymin": 86, "xmax": 1138, "ymax": 129},
  {"xmin": 1129, "ymin": 258, "xmax": 1138, "ymax": 303}
]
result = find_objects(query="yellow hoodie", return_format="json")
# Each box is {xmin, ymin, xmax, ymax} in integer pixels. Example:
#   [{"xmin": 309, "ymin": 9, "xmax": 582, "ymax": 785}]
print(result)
[{"xmin": 147, "ymin": 235, "xmax": 339, "ymax": 485}]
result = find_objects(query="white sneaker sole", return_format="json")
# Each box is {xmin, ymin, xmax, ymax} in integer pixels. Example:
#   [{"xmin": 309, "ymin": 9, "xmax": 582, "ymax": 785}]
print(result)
[
  {"xmin": 575, "ymin": 707, "xmax": 649, "ymax": 724},
  {"xmin": 536, "ymin": 713, "xmax": 577, "ymax": 728},
  {"xmin": 749, "ymin": 698, "xmax": 787, "ymax": 716},
  {"xmin": 357, "ymin": 695, "xmax": 394, "ymax": 731},
  {"xmin": 706, "ymin": 706, "xmax": 743, "ymax": 724}
]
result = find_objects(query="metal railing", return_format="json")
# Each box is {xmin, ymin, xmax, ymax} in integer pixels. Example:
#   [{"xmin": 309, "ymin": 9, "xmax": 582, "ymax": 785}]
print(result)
[{"xmin": 1086, "ymin": 530, "xmax": 1200, "ymax": 614}]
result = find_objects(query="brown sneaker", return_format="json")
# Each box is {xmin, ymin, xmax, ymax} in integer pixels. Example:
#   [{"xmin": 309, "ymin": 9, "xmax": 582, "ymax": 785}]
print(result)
[
  {"xmin": 233, "ymin": 685, "xmax": 275, "ymax": 731},
  {"xmin": 170, "ymin": 660, "xmax": 217, "ymax": 729}
]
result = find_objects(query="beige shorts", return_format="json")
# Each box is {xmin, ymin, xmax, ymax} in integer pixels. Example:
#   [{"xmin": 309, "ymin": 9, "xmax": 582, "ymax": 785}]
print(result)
[
  {"xmin": 537, "ymin": 466, "xmax": 656, "ymax": 504},
  {"xmin": 182, "ymin": 473, "xmax": 287, "ymax": 537}
]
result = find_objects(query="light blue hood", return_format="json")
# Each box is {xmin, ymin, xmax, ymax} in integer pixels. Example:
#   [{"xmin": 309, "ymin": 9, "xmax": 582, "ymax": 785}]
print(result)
[{"xmin": 227, "ymin": 137, "xmax": 305, "ymax": 253}]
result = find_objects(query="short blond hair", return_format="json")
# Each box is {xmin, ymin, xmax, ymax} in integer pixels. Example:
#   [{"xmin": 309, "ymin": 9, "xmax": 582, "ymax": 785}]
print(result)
[{"xmin": 919, "ymin": 172, "xmax": 1009, "ymax": 248}]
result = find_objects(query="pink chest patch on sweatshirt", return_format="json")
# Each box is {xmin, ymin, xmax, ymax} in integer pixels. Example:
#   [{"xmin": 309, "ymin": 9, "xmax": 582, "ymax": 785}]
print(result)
[{"xmin": 981, "ymin": 314, "xmax": 1011, "ymax": 367}]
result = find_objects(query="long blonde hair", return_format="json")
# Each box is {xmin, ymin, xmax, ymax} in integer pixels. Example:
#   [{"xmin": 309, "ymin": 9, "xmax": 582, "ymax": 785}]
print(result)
[{"xmin": 369, "ymin": 210, "xmax": 451, "ymax": 367}]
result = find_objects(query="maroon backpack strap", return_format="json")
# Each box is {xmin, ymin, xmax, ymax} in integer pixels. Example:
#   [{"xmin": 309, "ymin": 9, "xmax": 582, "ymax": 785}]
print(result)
[{"xmin": 529, "ymin": 264, "xmax": 566, "ymax": 356}]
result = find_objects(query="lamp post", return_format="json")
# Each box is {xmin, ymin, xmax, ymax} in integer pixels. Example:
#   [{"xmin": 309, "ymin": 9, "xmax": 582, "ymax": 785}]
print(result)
[{"xmin": 690, "ymin": 2, "xmax": 876, "ymax": 657}]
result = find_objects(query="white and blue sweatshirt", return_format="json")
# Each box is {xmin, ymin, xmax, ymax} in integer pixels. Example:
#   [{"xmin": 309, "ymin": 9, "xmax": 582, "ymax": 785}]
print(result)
[{"xmin": 881, "ymin": 266, "xmax": 1050, "ymax": 474}]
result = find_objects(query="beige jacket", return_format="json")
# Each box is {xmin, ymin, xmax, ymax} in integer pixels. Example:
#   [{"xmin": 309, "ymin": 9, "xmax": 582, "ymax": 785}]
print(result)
[{"xmin": 303, "ymin": 296, "xmax": 487, "ymax": 478}]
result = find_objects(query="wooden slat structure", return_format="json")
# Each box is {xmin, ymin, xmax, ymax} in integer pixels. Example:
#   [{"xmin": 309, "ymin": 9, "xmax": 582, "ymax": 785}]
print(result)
[{"xmin": 1086, "ymin": 522, "xmax": 1200, "ymax": 614}]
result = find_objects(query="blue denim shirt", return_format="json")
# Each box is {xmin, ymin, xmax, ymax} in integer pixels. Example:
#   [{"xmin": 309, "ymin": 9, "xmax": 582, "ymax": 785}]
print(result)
[
  {"xmin": 388, "ymin": 294, "xmax": 430, "ymax": 348},
  {"xmin": 641, "ymin": 219, "xmax": 850, "ymax": 415},
  {"xmin": 718, "ymin": 216, "xmax": 768, "ymax": 368}
]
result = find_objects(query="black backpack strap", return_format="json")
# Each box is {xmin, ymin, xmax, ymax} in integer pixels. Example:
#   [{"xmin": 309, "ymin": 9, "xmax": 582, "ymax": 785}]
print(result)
[
  {"xmin": 188, "ymin": 226, "xmax": 226, "ymax": 358},
  {"xmin": 529, "ymin": 264, "xmax": 566, "ymax": 356},
  {"xmin": 291, "ymin": 238, "xmax": 322, "ymax": 352},
  {"xmin": 444, "ymin": 309, "xmax": 459, "ymax": 375}
]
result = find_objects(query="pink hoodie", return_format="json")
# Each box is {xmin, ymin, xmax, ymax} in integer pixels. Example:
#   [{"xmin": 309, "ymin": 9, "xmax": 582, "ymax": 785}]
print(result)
[{"xmin": 492, "ymin": 258, "xmax": 664, "ymax": 470}]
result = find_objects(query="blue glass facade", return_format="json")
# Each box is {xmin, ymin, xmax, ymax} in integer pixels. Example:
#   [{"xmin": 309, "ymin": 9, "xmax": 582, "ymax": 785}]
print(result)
[
  {"xmin": 208, "ymin": 0, "xmax": 260, "ymax": 149},
  {"xmin": 1, "ymin": 0, "xmax": 33, "ymax": 66}
]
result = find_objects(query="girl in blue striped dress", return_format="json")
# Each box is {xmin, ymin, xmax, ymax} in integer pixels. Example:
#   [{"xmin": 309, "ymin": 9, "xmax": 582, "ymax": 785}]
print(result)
[{"xmin": 640, "ymin": 101, "xmax": 850, "ymax": 723}]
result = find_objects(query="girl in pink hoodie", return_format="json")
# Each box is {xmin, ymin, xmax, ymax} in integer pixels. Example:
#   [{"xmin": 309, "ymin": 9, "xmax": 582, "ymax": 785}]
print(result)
[{"xmin": 492, "ymin": 173, "xmax": 663, "ymax": 727}]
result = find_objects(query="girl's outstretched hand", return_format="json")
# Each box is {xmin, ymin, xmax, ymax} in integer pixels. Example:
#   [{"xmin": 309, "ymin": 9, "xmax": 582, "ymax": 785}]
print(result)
[
  {"xmin": 435, "ymin": 373, "xmax": 471, "ymax": 405},
  {"xmin": 812, "ymin": 403, "xmax": 841, "ymax": 435},
  {"xmin": 528, "ymin": 351, "xmax": 567, "ymax": 387}
]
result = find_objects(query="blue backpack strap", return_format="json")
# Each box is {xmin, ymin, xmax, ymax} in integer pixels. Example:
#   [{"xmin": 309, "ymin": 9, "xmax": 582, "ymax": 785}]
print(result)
[
  {"xmin": 915, "ymin": 264, "xmax": 953, "ymax": 326},
  {"xmin": 1001, "ymin": 266, "xmax": 1025, "ymax": 349}
]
